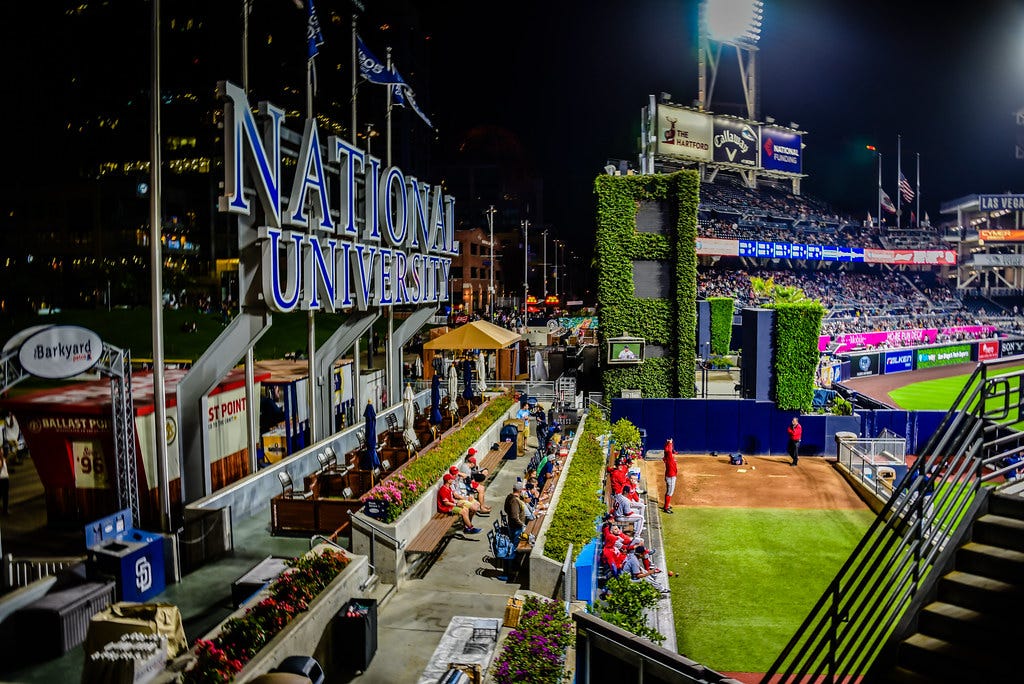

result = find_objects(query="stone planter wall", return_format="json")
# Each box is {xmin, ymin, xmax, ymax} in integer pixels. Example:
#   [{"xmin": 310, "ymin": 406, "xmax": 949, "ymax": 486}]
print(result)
[
  {"xmin": 529, "ymin": 413, "xmax": 590, "ymax": 598},
  {"xmin": 184, "ymin": 546, "xmax": 369, "ymax": 683},
  {"xmin": 351, "ymin": 399, "xmax": 519, "ymax": 586}
]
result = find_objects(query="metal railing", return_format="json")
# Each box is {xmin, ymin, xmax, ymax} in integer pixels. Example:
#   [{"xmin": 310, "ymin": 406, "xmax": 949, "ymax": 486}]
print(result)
[
  {"xmin": 3, "ymin": 554, "xmax": 87, "ymax": 590},
  {"xmin": 762, "ymin": 356, "xmax": 1024, "ymax": 683},
  {"xmin": 836, "ymin": 429, "xmax": 908, "ymax": 502}
]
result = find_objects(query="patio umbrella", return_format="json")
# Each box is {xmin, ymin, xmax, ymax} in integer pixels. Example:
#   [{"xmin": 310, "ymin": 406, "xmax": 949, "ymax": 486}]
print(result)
[
  {"xmin": 362, "ymin": 400, "xmax": 380, "ymax": 471},
  {"xmin": 446, "ymin": 363, "xmax": 459, "ymax": 414},
  {"xmin": 462, "ymin": 358, "xmax": 474, "ymax": 400},
  {"xmin": 533, "ymin": 350, "xmax": 548, "ymax": 380},
  {"xmin": 430, "ymin": 374, "xmax": 443, "ymax": 424},
  {"xmin": 475, "ymin": 352, "xmax": 487, "ymax": 393},
  {"xmin": 402, "ymin": 384, "xmax": 419, "ymax": 448}
]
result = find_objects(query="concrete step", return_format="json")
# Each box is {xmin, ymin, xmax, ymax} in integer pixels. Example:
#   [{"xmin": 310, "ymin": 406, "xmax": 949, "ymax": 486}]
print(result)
[
  {"xmin": 898, "ymin": 633, "xmax": 1017, "ymax": 680},
  {"xmin": 937, "ymin": 570, "xmax": 1024, "ymax": 615},
  {"xmin": 973, "ymin": 513, "xmax": 1024, "ymax": 553},
  {"xmin": 989, "ymin": 492, "xmax": 1024, "ymax": 520},
  {"xmin": 917, "ymin": 601, "xmax": 1018, "ymax": 648},
  {"xmin": 955, "ymin": 541, "xmax": 1024, "ymax": 584},
  {"xmin": 875, "ymin": 665, "xmax": 944, "ymax": 684}
]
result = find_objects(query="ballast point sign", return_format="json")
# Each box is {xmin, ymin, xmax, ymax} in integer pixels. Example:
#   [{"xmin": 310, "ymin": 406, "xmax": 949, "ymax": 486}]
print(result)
[
  {"xmin": 219, "ymin": 80, "xmax": 456, "ymax": 314},
  {"xmin": 17, "ymin": 326, "xmax": 102, "ymax": 379}
]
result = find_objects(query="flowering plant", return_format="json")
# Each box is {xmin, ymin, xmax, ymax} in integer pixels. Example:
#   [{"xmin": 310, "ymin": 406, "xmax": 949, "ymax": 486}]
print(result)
[
  {"xmin": 184, "ymin": 549, "xmax": 349, "ymax": 683},
  {"xmin": 491, "ymin": 596, "xmax": 573, "ymax": 684},
  {"xmin": 360, "ymin": 395, "xmax": 514, "ymax": 523}
]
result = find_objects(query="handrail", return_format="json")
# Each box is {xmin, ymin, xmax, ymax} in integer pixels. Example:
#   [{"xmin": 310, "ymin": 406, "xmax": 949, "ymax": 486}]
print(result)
[
  {"xmin": 762, "ymin": 358, "xmax": 1024, "ymax": 683},
  {"xmin": 354, "ymin": 513, "xmax": 405, "ymax": 549}
]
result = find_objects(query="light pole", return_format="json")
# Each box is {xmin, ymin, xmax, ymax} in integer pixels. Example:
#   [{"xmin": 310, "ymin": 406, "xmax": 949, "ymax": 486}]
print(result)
[
  {"xmin": 542, "ymin": 228, "xmax": 548, "ymax": 298},
  {"xmin": 486, "ymin": 205, "xmax": 496, "ymax": 320},
  {"xmin": 522, "ymin": 219, "xmax": 529, "ymax": 324}
]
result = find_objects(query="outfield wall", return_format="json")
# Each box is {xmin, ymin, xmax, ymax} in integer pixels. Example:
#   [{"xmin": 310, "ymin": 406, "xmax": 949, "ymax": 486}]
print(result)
[{"xmin": 610, "ymin": 398, "xmax": 947, "ymax": 457}]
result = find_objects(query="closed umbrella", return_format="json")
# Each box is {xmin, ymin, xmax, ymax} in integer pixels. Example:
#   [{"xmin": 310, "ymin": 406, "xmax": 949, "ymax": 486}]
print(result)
[
  {"xmin": 362, "ymin": 400, "xmax": 380, "ymax": 472},
  {"xmin": 402, "ymin": 384, "xmax": 419, "ymax": 448},
  {"xmin": 430, "ymin": 374, "xmax": 443, "ymax": 424},
  {"xmin": 462, "ymin": 358, "xmax": 474, "ymax": 400},
  {"xmin": 475, "ymin": 352, "xmax": 487, "ymax": 393},
  {"xmin": 446, "ymin": 363, "xmax": 459, "ymax": 415},
  {"xmin": 533, "ymin": 350, "xmax": 548, "ymax": 380}
]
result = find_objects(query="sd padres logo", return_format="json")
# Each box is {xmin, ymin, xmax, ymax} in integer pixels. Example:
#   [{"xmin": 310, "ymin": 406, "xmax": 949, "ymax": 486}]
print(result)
[
  {"xmin": 858, "ymin": 356, "xmax": 872, "ymax": 372},
  {"xmin": 135, "ymin": 556, "xmax": 153, "ymax": 594}
]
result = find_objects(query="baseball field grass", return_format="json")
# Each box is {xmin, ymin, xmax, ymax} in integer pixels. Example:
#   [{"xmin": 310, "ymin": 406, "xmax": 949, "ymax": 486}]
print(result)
[
  {"xmin": 662, "ymin": 506, "xmax": 875, "ymax": 674},
  {"xmin": 888, "ymin": 363, "xmax": 1024, "ymax": 430}
]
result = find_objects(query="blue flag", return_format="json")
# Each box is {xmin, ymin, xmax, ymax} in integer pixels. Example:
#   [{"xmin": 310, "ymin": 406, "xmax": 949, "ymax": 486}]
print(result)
[
  {"xmin": 357, "ymin": 35, "xmax": 399, "ymax": 84},
  {"xmin": 306, "ymin": 0, "xmax": 325, "ymax": 61},
  {"xmin": 390, "ymin": 65, "xmax": 433, "ymax": 130}
]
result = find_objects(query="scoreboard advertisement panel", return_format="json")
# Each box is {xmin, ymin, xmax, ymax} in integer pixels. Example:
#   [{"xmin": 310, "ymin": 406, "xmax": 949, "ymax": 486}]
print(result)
[
  {"xmin": 760, "ymin": 126, "xmax": 803, "ymax": 174},
  {"xmin": 712, "ymin": 117, "xmax": 759, "ymax": 167},
  {"xmin": 655, "ymin": 104, "xmax": 712, "ymax": 161}
]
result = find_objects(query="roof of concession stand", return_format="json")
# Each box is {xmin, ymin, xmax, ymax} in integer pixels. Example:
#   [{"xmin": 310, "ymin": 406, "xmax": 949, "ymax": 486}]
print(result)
[{"xmin": 422, "ymin": 320, "xmax": 521, "ymax": 351}]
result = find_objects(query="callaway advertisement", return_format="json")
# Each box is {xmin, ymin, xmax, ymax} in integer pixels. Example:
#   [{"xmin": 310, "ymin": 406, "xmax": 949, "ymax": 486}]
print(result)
[
  {"xmin": 760, "ymin": 127, "xmax": 802, "ymax": 174},
  {"xmin": 883, "ymin": 350, "xmax": 915, "ymax": 374},
  {"xmin": 713, "ymin": 117, "xmax": 759, "ymax": 167},
  {"xmin": 916, "ymin": 344, "xmax": 972, "ymax": 369},
  {"xmin": 849, "ymin": 352, "xmax": 880, "ymax": 378},
  {"xmin": 656, "ymin": 104, "xmax": 712, "ymax": 161}
]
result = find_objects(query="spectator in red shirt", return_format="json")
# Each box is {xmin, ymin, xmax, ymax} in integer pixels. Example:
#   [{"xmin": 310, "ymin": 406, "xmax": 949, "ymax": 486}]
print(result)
[
  {"xmin": 663, "ymin": 438, "xmax": 677, "ymax": 513},
  {"xmin": 787, "ymin": 417, "xmax": 802, "ymax": 466},
  {"xmin": 437, "ymin": 473, "xmax": 480, "ymax": 533}
]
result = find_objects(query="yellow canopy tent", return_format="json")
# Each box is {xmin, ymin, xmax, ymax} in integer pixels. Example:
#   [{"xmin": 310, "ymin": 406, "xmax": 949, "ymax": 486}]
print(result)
[
  {"xmin": 423, "ymin": 320, "xmax": 521, "ymax": 350},
  {"xmin": 421, "ymin": 320, "xmax": 526, "ymax": 381}
]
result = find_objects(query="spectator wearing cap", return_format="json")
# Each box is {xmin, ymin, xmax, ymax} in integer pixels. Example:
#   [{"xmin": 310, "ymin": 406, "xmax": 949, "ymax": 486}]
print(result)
[
  {"xmin": 448, "ymin": 465, "xmax": 489, "ymax": 516},
  {"xmin": 461, "ymin": 448, "xmax": 492, "ymax": 512},
  {"xmin": 437, "ymin": 473, "xmax": 480, "ymax": 533},
  {"xmin": 613, "ymin": 484, "xmax": 644, "ymax": 537}
]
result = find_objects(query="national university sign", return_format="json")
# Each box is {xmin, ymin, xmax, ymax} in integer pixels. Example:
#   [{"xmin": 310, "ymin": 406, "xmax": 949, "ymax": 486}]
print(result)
[{"xmin": 219, "ymin": 81, "xmax": 456, "ymax": 314}]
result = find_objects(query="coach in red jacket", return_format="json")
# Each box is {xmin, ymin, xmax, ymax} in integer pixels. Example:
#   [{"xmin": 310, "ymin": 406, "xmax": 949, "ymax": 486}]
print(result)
[
  {"xmin": 787, "ymin": 417, "xmax": 802, "ymax": 467},
  {"xmin": 663, "ymin": 438, "xmax": 677, "ymax": 513}
]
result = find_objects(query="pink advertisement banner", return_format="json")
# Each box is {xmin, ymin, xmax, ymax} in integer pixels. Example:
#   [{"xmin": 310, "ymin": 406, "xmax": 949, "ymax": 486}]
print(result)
[{"xmin": 819, "ymin": 326, "xmax": 996, "ymax": 353}]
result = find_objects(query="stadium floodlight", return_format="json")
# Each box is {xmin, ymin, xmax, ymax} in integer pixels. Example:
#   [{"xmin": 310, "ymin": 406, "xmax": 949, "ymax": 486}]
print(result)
[{"xmin": 704, "ymin": 0, "xmax": 764, "ymax": 45}]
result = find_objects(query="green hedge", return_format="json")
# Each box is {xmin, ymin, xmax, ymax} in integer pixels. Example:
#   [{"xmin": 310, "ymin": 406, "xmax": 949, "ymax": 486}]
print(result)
[
  {"xmin": 772, "ymin": 301, "xmax": 825, "ymax": 411},
  {"xmin": 594, "ymin": 171, "xmax": 699, "ymax": 398},
  {"xmin": 708, "ymin": 296, "xmax": 734, "ymax": 356},
  {"xmin": 543, "ymin": 411, "xmax": 611, "ymax": 563}
]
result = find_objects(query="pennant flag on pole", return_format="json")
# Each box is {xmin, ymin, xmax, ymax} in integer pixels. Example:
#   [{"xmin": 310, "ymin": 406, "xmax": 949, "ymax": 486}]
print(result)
[
  {"xmin": 880, "ymin": 188, "xmax": 897, "ymax": 214},
  {"xmin": 306, "ymin": 0, "xmax": 325, "ymax": 61},
  {"xmin": 357, "ymin": 35, "xmax": 400, "ymax": 84},
  {"xmin": 389, "ymin": 65, "xmax": 433, "ymax": 129},
  {"xmin": 898, "ymin": 172, "xmax": 915, "ymax": 203}
]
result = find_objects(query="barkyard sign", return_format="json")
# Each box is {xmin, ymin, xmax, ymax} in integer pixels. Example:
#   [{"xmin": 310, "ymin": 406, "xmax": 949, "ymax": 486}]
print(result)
[{"xmin": 219, "ymin": 80, "xmax": 456, "ymax": 314}]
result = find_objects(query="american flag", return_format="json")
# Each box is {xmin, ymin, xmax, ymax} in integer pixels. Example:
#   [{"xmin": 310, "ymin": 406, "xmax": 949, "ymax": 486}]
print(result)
[{"xmin": 899, "ymin": 172, "xmax": 915, "ymax": 203}]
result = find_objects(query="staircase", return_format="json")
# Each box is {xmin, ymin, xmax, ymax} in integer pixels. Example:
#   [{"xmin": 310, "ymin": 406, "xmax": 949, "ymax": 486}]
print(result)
[{"xmin": 880, "ymin": 492, "xmax": 1024, "ymax": 683}]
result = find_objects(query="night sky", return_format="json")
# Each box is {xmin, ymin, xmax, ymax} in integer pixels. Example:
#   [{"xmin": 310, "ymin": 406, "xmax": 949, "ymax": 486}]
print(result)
[
  {"xmin": 424, "ymin": 0, "xmax": 1024, "ymax": 233},
  {"xmin": 6, "ymin": 0, "xmax": 1024, "ymax": 252}
]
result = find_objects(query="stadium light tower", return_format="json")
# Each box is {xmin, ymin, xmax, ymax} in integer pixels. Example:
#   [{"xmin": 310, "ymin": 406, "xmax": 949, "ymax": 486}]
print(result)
[{"xmin": 698, "ymin": 0, "xmax": 764, "ymax": 120}]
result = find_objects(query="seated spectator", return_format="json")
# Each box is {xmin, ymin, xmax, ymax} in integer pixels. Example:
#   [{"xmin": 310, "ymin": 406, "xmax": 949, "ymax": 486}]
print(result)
[
  {"xmin": 460, "ymin": 449, "xmax": 492, "ymax": 512},
  {"xmin": 448, "ymin": 465, "xmax": 490, "ymax": 515},
  {"xmin": 437, "ymin": 473, "xmax": 480, "ymax": 534},
  {"xmin": 504, "ymin": 480, "xmax": 531, "ymax": 542},
  {"xmin": 613, "ymin": 485, "xmax": 644, "ymax": 537}
]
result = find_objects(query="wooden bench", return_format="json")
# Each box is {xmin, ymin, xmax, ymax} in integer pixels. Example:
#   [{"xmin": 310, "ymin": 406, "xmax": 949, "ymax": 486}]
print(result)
[
  {"xmin": 405, "ymin": 512, "xmax": 460, "ymax": 554},
  {"xmin": 405, "ymin": 442, "xmax": 514, "ymax": 555},
  {"xmin": 516, "ymin": 458, "xmax": 563, "ymax": 553}
]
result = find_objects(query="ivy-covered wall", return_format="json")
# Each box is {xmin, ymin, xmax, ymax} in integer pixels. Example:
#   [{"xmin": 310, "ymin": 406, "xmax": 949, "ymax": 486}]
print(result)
[
  {"xmin": 594, "ymin": 171, "xmax": 699, "ymax": 398},
  {"xmin": 772, "ymin": 301, "xmax": 826, "ymax": 411},
  {"xmin": 708, "ymin": 296, "xmax": 734, "ymax": 356}
]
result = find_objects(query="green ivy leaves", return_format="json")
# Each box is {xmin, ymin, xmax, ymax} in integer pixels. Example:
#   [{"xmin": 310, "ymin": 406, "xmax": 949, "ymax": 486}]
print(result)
[{"xmin": 772, "ymin": 301, "xmax": 825, "ymax": 411}]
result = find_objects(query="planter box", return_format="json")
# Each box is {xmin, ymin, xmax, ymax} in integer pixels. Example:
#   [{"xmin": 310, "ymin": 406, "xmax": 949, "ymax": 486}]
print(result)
[
  {"xmin": 351, "ymin": 399, "xmax": 518, "ymax": 586},
  {"xmin": 180, "ymin": 546, "xmax": 369, "ymax": 683}
]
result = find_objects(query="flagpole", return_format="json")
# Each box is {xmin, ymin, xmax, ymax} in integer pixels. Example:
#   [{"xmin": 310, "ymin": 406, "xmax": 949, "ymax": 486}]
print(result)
[
  {"xmin": 306, "ymin": 11, "xmax": 317, "ymax": 444},
  {"xmin": 897, "ymin": 134, "xmax": 902, "ymax": 229},
  {"xmin": 351, "ymin": 14, "xmax": 357, "ymax": 145},
  {"xmin": 386, "ymin": 47, "xmax": 393, "ymax": 167},
  {"xmin": 877, "ymin": 151, "xmax": 882, "ymax": 228},
  {"xmin": 916, "ymin": 152, "xmax": 921, "ymax": 226},
  {"xmin": 242, "ymin": 0, "xmax": 258, "ymax": 477}
]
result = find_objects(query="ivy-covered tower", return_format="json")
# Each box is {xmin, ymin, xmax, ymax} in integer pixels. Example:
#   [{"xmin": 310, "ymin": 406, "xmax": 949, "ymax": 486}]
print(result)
[{"xmin": 594, "ymin": 171, "xmax": 700, "ymax": 398}]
